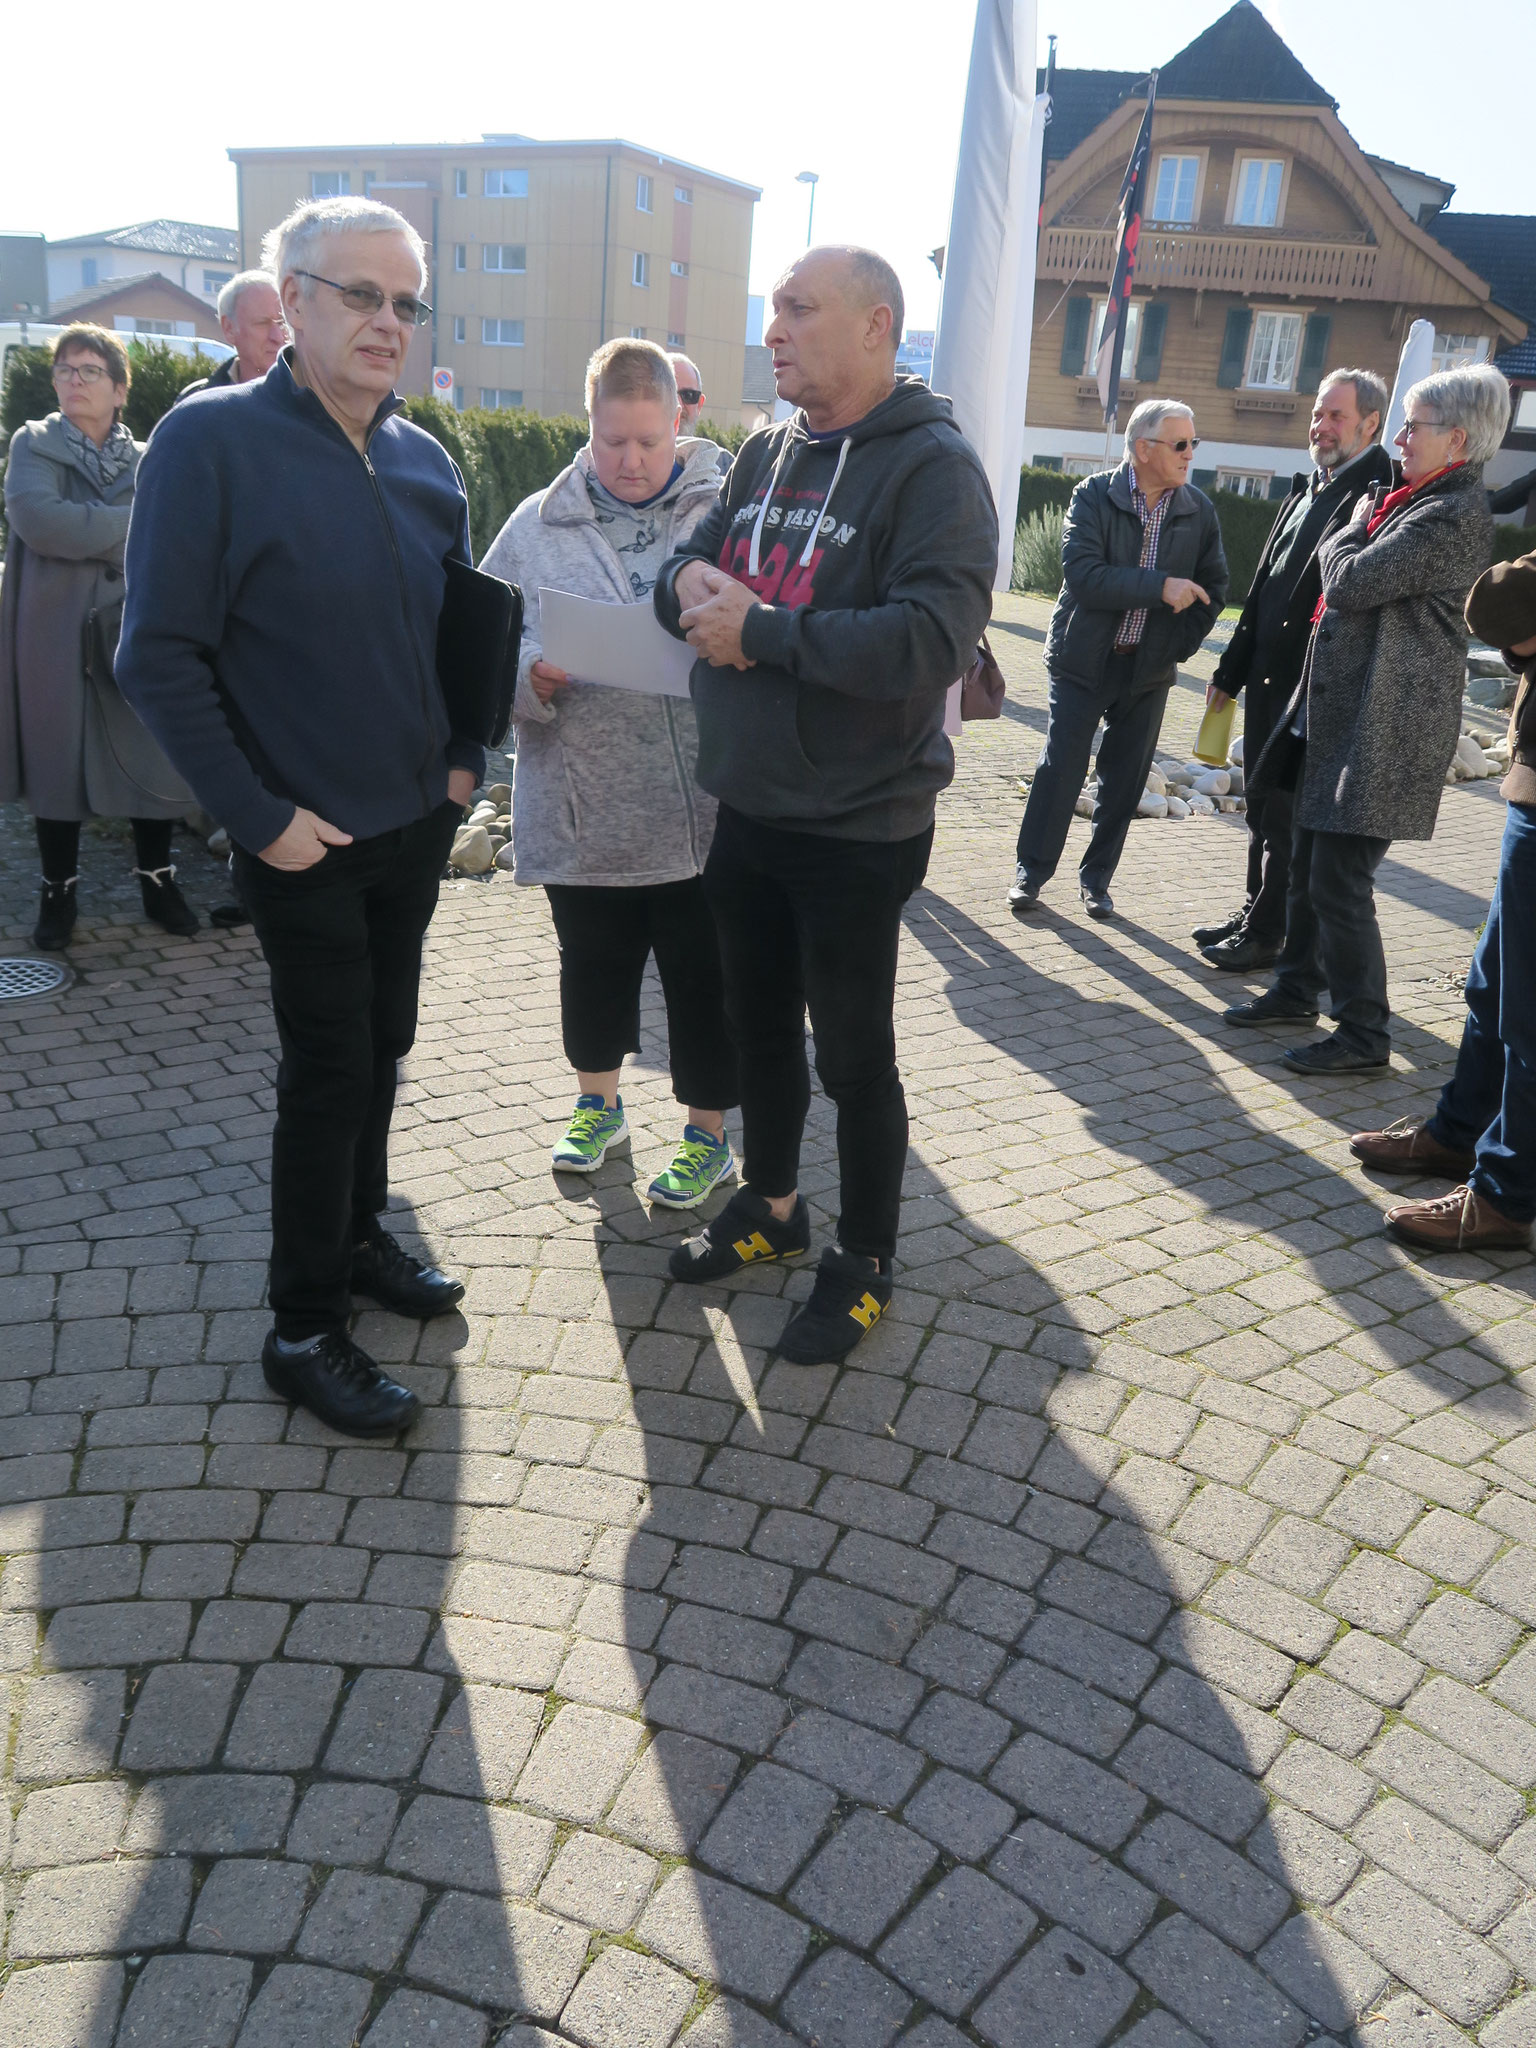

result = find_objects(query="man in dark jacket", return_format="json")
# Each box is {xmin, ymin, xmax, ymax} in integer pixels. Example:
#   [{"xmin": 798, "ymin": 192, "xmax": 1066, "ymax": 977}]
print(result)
[
  {"xmin": 178, "ymin": 271, "xmax": 288, "ymax": 399},
  {"xmin": 118, "ymin": 199, "xmax": 482, "ymax": 1438},
  {"xmin": 1350, "ymin": 550, "xmax": 1536, "ymax": 1251},
  {"xmin": 1195, "ymin": 369, "xmax": 1390, "ymax": 970},
  {"xmin": 653, "ymin": 245, "xmax": 997, "ymax": 1366},
  {"xmin": 1010, "ymin": 401, "xmax": 1228, "ymax": 919}
]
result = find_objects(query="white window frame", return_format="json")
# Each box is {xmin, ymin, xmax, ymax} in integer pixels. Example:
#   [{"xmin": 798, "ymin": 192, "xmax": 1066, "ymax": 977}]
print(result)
[
  {"xmin": 674, "ymin": 185, "xmax": 693, "ymax": 204},
  {"xmin": 633, "ymin": 252, "xmax": 650, "ymax": 288},
  {"xmin": 629, "ymin": 326, "xmax": 646, "ymax": 339},
  {"xmin": 453, "ymin": 315, "xmax": 466, "ymax": 344},
  {"xmin": 636, "ymin": 174, "xmax": 653, "ymax": 213},
  {"xmin": 1085, "ymin": 298, "xmax": 1143, "ymax": 376},
  {"xmin": 1245, "ymin": 309, "xmax": 1305, "ymax": 390},
  {"xmin": 203, "ymin": 270, "xmax": 231, "ymax": 296},
  {"xmin": 310, "ymin": 171, "xmax": 350, "ymax": 198},
  {"xmin": 1150, "ymin": 151, "xmax": 1203, "ymax": 225},
  {"xmin": 483, "ymin": 168, "xmax": 528, "ymax": 199},
  {"xmin": 454, "ymin": 169, "xmax": 467, "ymax": 198},
  {"xmin": 667, "ymin": 330, "xmax": 686, "ymax": 347},
  {"xmin": 671, "ymin": 260, "xmax": 689, "ymax": 278},
  {"xmin": 453, "ymin": 245, "xmax": 466, "ymax": 272},
  {"xmin": 1230, "ymin": 155, "xmax": 1287, "ymax": 229},
  {"xmin": 481, "ymin": 318, "xmax": 525, "ymax": 347},
  {"xmin": 1062, "ymin": 456, "xmax": 1102, "ymax": 477},
  {"xmin": 483, "ymin": 244, "xmax": 526, "ymax": 273},
  {"xmin": 1431, "ymin": 331, "xmax": 1491, "ymax": 375},
  {"xmin": 1216, "ymin": 468, "xmax": 1274, "ymax": 499},
  {"xmin": 479, "ymin": 387, "xmax": 523, "ymax": 411}
]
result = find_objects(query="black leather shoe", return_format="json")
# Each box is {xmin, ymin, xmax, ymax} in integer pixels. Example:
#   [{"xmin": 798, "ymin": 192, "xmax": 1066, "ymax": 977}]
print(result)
[
  {"xmin": 209, "ymin": 900, "xmax": 251, "ymax": 929},
  {"xmin": 135, "ymin": 865, "xmax": 200, "ymax": 936},
  {"xmin": 1223, "ymin": 990, "xmax": 1321, "ymax": 1027},
  {"xmin": 1080, "ymin": 882, "xmax": 1114, "ymax": 919},
  {"xmin": 1007, "ymin": 864, "xmax": 1041, "ymax": 914},
  {"xmin": 261, "ymin": 1328, "xmax": 420, "ymax": 1436},
  {"xmin": 351, "ymin": 1226, "xmax": 465, "ymax": 1318},
  {"xmin": 1201, "ymin": 933, "xmax": 1283, "ymax": 973},
  {"xmin": 1193, "ymin": 908, "xmax": 1247, "ymax": 947},
  {"xmin": 1282, "ymin": 1037, "xmax": 1390, "ymax": 1074},
  {"xmin": 33, "ymin": 878, "xmax": 78, "ymax": 950}
]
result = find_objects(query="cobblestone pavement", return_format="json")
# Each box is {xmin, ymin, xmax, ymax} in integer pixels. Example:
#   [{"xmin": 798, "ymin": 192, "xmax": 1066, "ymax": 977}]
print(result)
[{"xmin": 0, "ymin": 592, "xmax": 1531, "ymax": 2048}]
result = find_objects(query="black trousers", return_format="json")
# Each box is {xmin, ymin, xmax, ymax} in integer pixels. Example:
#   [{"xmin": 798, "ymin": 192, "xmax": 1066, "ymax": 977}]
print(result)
[
  {"xmin": 1241, "ymin": 783, "xmax": 1295, "ymax": 945},
  {"xmin": 703, "ymin": 803, "xmax": 932, "ymax": 1263},
  {"xmin": 1016, "ymin": 651, "xmax": 1170, "ymax": 891},
  {"xmin": 543, "ymin": 878, "xmax": 738, "ymax": 1110},
  {"xmin": 1273, "ymin": 814, "xmax": 1392, "ymax": 1059},
  {"xmin": 233, "ymin": 801, "xmax": 460, "ymax": 1338}
]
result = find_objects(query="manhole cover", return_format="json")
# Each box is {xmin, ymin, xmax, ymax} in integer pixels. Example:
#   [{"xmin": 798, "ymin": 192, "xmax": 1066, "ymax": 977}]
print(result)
[{"xmin": 0, "ymin": 956, "xmax": 70, "ymax": 1002}]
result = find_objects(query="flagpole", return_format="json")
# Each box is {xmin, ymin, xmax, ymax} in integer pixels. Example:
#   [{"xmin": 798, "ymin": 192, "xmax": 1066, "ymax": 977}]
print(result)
[{"xmin": 1094, "ymin": 68, "xmax": 1157, "ymax": 472}]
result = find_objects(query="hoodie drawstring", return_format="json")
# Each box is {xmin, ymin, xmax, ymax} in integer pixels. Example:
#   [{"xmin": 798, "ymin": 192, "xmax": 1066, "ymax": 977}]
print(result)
[{"xmin": 747, "ymin": 434, "xmax": 853, "ymax": 578}]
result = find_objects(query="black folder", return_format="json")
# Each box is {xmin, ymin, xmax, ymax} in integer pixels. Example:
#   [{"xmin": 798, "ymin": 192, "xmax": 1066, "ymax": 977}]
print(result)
[{"xmin": 437, "ymin": 558, "xmax": 524, "ymax": 752}]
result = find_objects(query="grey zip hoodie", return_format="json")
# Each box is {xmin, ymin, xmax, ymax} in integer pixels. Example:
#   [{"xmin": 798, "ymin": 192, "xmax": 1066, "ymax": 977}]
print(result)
[{"xmin": 654, "ymin": 378, "xmax": 998, "ymax": 841}]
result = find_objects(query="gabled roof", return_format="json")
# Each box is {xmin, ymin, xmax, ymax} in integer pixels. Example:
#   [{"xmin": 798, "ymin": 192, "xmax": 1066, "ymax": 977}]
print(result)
[
  {"xmin": 48, "ymin": 220, "xmax": 239, "ymax": 262},
  {"xmin": 1039, "ymin": 2, "xmax": 1336, "ymax": 166},
  {"xmin": 48, "ymin": 272, "xmax": 217, "ymax": 320}
]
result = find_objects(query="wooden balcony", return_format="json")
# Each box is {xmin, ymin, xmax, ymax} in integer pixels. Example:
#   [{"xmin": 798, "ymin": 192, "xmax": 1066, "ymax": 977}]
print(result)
[{"xmin": 1039, "ymin": 224, "xmax": 1379, "ymax": 299}]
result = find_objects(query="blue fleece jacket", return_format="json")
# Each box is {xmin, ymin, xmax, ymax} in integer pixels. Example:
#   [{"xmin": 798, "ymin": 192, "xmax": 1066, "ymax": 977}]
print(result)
[{"xmin": 116, "ymin": 350, "xmax": 482, "ymax": 854}]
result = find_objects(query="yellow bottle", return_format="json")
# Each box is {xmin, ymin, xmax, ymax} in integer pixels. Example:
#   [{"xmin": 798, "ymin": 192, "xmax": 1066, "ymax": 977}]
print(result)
[{"xmin": 1193, "ymin": 696, "xmax": 1236, "ymax": 767}]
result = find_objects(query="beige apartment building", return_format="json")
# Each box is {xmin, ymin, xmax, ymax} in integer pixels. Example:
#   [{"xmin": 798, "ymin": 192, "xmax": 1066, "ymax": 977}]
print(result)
[{"xmin": 229, "ymin": 136, "xmax": 759, "ymax": 418}]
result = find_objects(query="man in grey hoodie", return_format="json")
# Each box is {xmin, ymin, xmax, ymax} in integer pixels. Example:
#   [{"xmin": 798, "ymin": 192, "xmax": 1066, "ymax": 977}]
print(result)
[{"xmin": 654, "ymin": 245, "xmax": 997, "ymax": 1365}]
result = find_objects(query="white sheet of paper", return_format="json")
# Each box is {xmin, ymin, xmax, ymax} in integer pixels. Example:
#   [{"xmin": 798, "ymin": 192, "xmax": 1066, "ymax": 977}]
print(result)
[
  {"xmin": 944, "ymin": 679, "xmax": 964, "ymax": 737},
  {"xmin": 539, "ymin": 587, "xmax": 694, "ymax": 698}
]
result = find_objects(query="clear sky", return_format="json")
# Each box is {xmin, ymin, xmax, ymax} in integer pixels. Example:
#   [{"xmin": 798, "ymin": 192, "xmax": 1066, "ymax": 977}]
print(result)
[{"xmin": 3, "ymin": 0, "xmax": 1531, "ymax": 335}]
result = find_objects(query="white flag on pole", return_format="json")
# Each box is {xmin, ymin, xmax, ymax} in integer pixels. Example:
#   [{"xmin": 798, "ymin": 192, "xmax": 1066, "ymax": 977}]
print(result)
[
  {"xmin": 932, "ymin": 0, "xmax": 1047, "ymax": 593},
  {"xmin": 1385, "ymin": 319, "xmax": 1435, "ymax": 451}
]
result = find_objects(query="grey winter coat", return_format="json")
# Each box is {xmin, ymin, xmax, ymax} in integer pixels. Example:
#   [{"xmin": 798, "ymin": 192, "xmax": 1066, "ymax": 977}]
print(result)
[
  {"xmin": 1299, "ymin": 462, "xmax": 1492, "ymax": 841},
  {"xmin": 0, "ymin": 415, "xmax": 190, "ymax": 820},
  {"xmin": 480, "ymin": 439, "xmax": 723, "ymax": 886}
]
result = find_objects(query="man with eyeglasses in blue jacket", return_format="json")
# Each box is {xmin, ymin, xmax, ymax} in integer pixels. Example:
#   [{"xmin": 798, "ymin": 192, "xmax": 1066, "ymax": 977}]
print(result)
[{"xmin": 118, "ymin": 199, "xmax": 480, "ymax": 1439}]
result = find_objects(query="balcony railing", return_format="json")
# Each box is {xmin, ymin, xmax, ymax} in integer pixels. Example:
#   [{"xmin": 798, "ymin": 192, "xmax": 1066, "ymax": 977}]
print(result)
[{"xmin": 1039, "ymin": 225, "xmax": 1380, "ymax": 298}]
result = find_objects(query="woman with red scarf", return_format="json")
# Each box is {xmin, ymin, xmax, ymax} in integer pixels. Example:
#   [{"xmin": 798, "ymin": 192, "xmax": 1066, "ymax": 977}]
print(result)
[{"xmin": 1227, "ymin": 362, "xmax": 1509, "ymax": 1074}]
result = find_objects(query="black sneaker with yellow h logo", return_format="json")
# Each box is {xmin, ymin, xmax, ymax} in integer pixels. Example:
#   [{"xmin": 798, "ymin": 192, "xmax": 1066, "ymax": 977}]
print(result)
[
  {"xmin": 668, "ymin": 1188, "xmax": 811, "ymax": 1284},
  {"xmin": 777, "ymin": 1246, "xmax": 894, "ymax": 1365}
]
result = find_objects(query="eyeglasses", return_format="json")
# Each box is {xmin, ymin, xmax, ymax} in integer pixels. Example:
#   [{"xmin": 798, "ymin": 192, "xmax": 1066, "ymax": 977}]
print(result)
[
  {"xmin": 676, "ymin": 387, "xmax": 702, "ymax": 405},
  {"xmin": 1399, "ymin": 416, "xmax": 1445, "ymax": 438},
  {"xmin": 1152, "ymin": 436, "xmax": 1200, "ymax": 453},
  {"xmin": 295, "ymin": 271, "xmax": 432, "ymax": 327},
  {"xmin": 52, "ymin": 361, "xmax": 110, "ymax": 386}
]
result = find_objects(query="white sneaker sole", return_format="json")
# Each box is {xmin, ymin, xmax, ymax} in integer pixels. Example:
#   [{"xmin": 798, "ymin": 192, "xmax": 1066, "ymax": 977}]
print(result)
[
  {"xmin": 552, "ymin": 1124, "xmax": 629, "ymax": 1174},
  {"xmin": 647, "ymin": 1154, "xmax": 737, "ymax": 1210}
]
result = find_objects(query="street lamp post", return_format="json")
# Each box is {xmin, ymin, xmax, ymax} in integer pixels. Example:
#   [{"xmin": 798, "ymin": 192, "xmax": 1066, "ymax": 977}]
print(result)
[{"xmin": 796, "ymin": 170, "xmax": 819, "ymax": 246}]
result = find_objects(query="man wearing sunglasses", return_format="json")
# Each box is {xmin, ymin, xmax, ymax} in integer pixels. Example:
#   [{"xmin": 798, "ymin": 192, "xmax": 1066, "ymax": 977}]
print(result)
[
  {"xmin": 118, "ymin": 198, "xmax": 481, "ymax": 1440},
  {"xmin": 669, "ymin": 351, "xmax": 732, "ymax": 476},
  {"xmin": 1010, "ymin": 399, "xmax": 1227, "ymax": 918}
]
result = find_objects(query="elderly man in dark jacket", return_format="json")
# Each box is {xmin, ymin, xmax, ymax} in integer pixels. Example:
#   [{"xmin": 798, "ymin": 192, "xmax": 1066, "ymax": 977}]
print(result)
[
  {"xmin": 1228, "ymin": 363, "xmax": 1508, "ymax": 1074},
  {"xmin": 1349, "ymin": 549, "xmax": 1536, "ymax": 1252},
  {"xmin": 1011, "ymin": 398, "xmax": 1227, "ymax": 918},
  {"xmin": 1195, "ymin": 369, "xmax": 1391, "ymax": 971}
]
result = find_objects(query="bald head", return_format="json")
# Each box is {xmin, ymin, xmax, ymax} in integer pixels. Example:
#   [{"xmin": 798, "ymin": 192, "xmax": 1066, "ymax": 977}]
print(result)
[{"xmin": 765, "ymin": 246, "xmax": 906, "ymax": 431}]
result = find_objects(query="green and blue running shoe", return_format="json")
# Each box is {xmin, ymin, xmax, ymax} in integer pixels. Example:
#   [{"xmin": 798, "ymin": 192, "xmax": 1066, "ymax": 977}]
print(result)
[
  {"xmin": 647, "ymin": 1126, "xmax": 737, "ymax": 1210},
  {"xmin": 552, "ymin": 1094, "xmax": 628, "ymax": 1174}
]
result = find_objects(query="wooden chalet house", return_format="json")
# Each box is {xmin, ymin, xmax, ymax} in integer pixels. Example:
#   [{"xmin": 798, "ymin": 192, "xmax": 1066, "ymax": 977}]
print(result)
[{"xmin": 1025, "ymin": 1, "xmax": 1528, "ymax": 499}]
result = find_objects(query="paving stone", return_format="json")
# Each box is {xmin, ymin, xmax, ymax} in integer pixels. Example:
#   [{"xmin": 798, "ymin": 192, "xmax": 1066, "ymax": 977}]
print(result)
[
  {"xmin": 773, "ymin": 1707, "xmax": 923, "ymax": 1807},
  {"xmin": 699, "ymin": 1762, "xmax": 836, "ymax": 1894},
  {"xmin": 1278, "ymin": 1673, "xmax": 1383, "ymax": 1756},
  {"xmin": 780, "ymin": 1947, "xmax": 911, "ymax": 2048},
  {"xmin": 904, "ymin": 1767, "xmax": 1015, "ymax": 1861},
  {"xmin": 325, "ymin": 1668, "xmax": 445, "ymax": 1780},
  {"xmin": 115, "ymin": 1953, "xmax": 251, "ymax": 2048},
  {"xmin": 1405, "ymin": 1674, "xmax": 1536, "ymax": 1786},
  {"xmin": 784, "ymin": 1639, "xmax": 923, "ymax": 1732},
  {"xmin": 420, "ymin": 1682, "xmax": 542, "ymax": 1798},
  {"xmin": 561, "ymin": 1945, "xmax": 696, "ymax": 2048},
  {"xmin": 1352, "ymin": 1990, "xmax": 1480, "ymax": 2046},
  {"xmin": 606, "ymin": 1730, "xmax": 737, "ymax": 1854},
  {"xmin": 12, "ymin": 1857, "xmax": 193, "ymax": 1957},
  {"xmin": 991, "ymin": 1731, "xmax": 1145, "ymax": 1851},
  {"xmin": 223, "ymin": 1661, "xmax": 342, "ymax": 1771},
  {"xmin": 1335, "ymin": 1871, "xmax": 1513, "ymax": 2025},
  {"xmin": 190, "ymin": 1600, "xmax": 290, "ymax": 1662},
  {"xmin": 407, "ymin": 1892, "xmax": 589, "ymax": 2015},
  {"xmin": 988, "ymin": 1653, "xmax": 1136, "ymax": 1760},
  {"xmin": 1123, "ymin": 1813, "xmax": 1289, "ymax": 1950},
  {"xmin": 297, "ymin": 1868, "xmax": 426, "ymax": 1973},
  {"xmin": 386, "ymin": 1792, "xmax": 555, "ymax": 1896},
  {"xmin": 877, "ymin": 1867, "xmax": 1035, "ymax": 2017},
  {"xmin": 1139, "ymin": 1665, "xmax": 1286, "ymax": 1774},
  {"xmin": 1263, "ymin": 1737, "xmax": 1374, "ymax": 1830},
  {"xmin": 1352, "ymin": 1797, "xmax": 1522, "ymax": 1933},
  {"xmin": 0, "ymin": 1958, "xmax": 124, "ymax": 2048},
  {"xmin": 41, "ymin": 1597, "xmax": 190, "ymax": 1668},
  {"xmin": 973, "ymin": 1924, "xmax": 1136, "ymax": 2048},
  {"xmin": 639, "ymin": 1870, "xmax": 810, "ymax": 2003},
  {"xmin": 187, "ymin": 1858, "xmax": 312, "ymax": 1953},
  {"xmin": 646, "ymin": 1661, "xmax": 788, "ymax": 1754},
  {"xmin": 123, "ymin": 1772, "xmax": 294, "ymax": 1854},
  {"xmin": 1129, "ymin": 1913, "xmax": 1308, "ymax": 2048},
  {"xmin": 11, "ymin": 1780, "xmax": 129, "ymax": 1869},
  {"xmin": 1247, "ymin": 1806, "xmax": 1363, "ymax": 1906},
  {"xmin": 362, "ymin": 1991, "xmax": 489, "ymax": 2048},
  {"xmin": 789, "ymin": 1809, "xmax": 939, "ymax": 1949},
  {"xmin": 1403, "ymin": 1593, "xmax": 1523, "ymax": 1684},
  {"xmin": 538, "ymin": 1830, "xmax": 658, "ymax": 1932},
  {"xmin": 286, "ymin": 1780, "xmax": 400, "ymax": 1866},
  {"xmin": 1367, "ymin": 1726, "xmax": 1525, "ymax": 1847},
  {"xmin": 906, "ymin": 1688, "xmax": 1012, "ymax": 1772},
  {"xmin": 682, "ymin": 1996, "xmax": 796, "ymax": 2048},
  {"xmin": 1321, "ymin": 1628, "xmax": 1422, "ymax": 1707},
  {"xmin": 1255, "ymin": 1913, "xmax": 1389, "ymax": 2034},
  {"xmin": 1396, "ymin": 1509, "xmax": 1503, "ymax": 1584},
  {"xmin": 515, "ymin": 1703, "xmax": 645, "ymax": 1820},
  {"xmin": 1326, "ymin": 1552, "xmax": 1434, "ymax": 1634},
  {"xmin": 14, "ymin": 1668, "xmax": 124, "ymax": 1780},
  {"xmin": 235, "ymin": 1963, "xmax": 373, "ymax": 2048},
  {"xmin": 988, "ymin": 1816, "xmax": 1155, "ymax": 1953},
  {"xmin": 1115, "ymin": 1725, "xmax": 1268, "ymax": 1842}
]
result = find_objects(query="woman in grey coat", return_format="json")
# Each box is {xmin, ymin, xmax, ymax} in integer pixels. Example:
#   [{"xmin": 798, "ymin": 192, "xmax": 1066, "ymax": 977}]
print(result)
[
  {"xmin": 480, "ymin": 338, "xmax": 737, "ymax": 1207},
  {"xmin": 1231, "ymin": 362, "xmax": 1508, "ymax": 1072},
  {"xmin": 0, "ymin": 325, "xmax": 197, "ymax": 949}
]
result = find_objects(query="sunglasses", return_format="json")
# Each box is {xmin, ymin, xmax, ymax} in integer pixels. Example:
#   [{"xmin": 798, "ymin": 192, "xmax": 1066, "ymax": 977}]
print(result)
[
  {"xmin": 1151, "ymin": 436, "xmax": 1200, "ymax": 453},
  {"xmin": 295, "ymin": 270, "xmax": 432, "ymax": 328},
  {"xmin": 676, "ymin": 387, "xmax": 702, "ymax": 405}
]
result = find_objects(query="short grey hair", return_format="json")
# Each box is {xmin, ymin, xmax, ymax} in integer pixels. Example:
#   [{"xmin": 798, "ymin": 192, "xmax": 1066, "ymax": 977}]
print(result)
[
  {"xmin": 1317, "ymin": 366, "xmax": 1389, "ymax": 431},
  {"xmin": 1124, "ymin": 397, "xmax": 1194, "ymax": 449},
  {"xmin": 217, "ymin": 269, "xmax": 280, "ymax": 321},
  {"xmin": 1405, "ymin": 362, "xmax": 1512, "ymax": 467},
  {"xmin": 261, "ymin": 198, "xmax": 428, "ymax": 296}
]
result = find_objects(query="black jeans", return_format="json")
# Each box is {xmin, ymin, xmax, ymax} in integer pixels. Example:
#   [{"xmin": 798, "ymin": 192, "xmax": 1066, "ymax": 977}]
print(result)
[
  {"xmin": 544, "ymin": 878, "xmax": 738, "ymax": 1110},
  {"xmin": 1272, "ymin": 816, "xmax": 1392, "ymax": 1059},
  {"xmin": 36, "ymin": 815, "xmax": 174, "ymax": 879},
  {"xmin": 702, "ymin": 804, "xmax": 932, "ymax": 1263},
  {"xmin": 1016, "ymin": 651, "xmax": 1170, "ymax": 891},
  {"xmin": 233, "ymin": 801, "xmax": 461, "ymax": 1338},
  {"xmin": 1241, "ymin": 783, "xmax": 1295, "ymax": 945}
]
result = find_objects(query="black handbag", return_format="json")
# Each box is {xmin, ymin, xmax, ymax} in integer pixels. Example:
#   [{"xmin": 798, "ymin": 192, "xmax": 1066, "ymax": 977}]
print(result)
[{"xmin": 437, "ymin": 559, "xmax": 524, "ymax": 751}]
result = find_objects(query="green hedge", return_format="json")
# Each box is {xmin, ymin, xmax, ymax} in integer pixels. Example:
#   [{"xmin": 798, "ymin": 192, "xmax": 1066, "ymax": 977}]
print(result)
[{"xmin": 1, "ymin": 340, "xmax": 224, "ymax": 443}]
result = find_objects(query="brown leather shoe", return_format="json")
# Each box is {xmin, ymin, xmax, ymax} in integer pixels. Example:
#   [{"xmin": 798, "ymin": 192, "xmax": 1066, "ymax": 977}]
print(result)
[
  {"xmin": 1351, "ymin": 1117, "xmax": 1475, "ymax": 1178},
  {"xmin": 1385, "ymin": 1185, "xmax": 1532, "ymax": 1253}
]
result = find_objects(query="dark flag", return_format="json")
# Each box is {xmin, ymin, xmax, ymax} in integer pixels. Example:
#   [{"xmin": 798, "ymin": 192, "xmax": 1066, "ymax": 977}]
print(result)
[{"xmin": 1094, "ymin": 71, "xmax": 1158, "ymax": 429}]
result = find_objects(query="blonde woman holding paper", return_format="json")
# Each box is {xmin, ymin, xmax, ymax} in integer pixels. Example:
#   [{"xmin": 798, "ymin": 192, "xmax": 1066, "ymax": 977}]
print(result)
[{"xmin": 479, "ymin": 339, "xmax": 738, "ymax": 1206}]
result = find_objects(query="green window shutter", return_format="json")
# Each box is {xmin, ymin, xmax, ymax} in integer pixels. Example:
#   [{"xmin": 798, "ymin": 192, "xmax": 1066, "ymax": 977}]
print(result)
[
  {"xmin": 1135, "ymin": 302, "xmax": 1167, "ymax": 384},
  {"xmin": 1061, "ymin": 297, "xmax": 1091, "ymax": 376},
  {"xmin": 1191, "ymin": 467, "xmax": 1218, "ymax": 492},
  {"xmin": 1217, "ymin": 308, "xmax": 1252, "ymax": 389},
  {"xmin": 1268, "ymin": 474, "xmax": 1292, "ymax": 501},
  {"xmin": 1034, "ymin": 454, "xmax": 1064, "ymax": 471},
  {"xmin": 1297, "ymin": 313, "xmax": 1332, "ymax": 394}
]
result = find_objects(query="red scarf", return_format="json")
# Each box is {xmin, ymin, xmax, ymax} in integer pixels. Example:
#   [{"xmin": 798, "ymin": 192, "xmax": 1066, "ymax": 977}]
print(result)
[{"xmin": 1312, "ymin": 462, "xmax": 1465, "ymax": 623}]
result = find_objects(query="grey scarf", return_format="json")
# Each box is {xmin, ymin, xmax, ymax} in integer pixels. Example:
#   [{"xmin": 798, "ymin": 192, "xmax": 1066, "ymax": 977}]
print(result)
[{"xmin": 59, "ymin": 415, "xmax": 134, "ymax": 493}]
